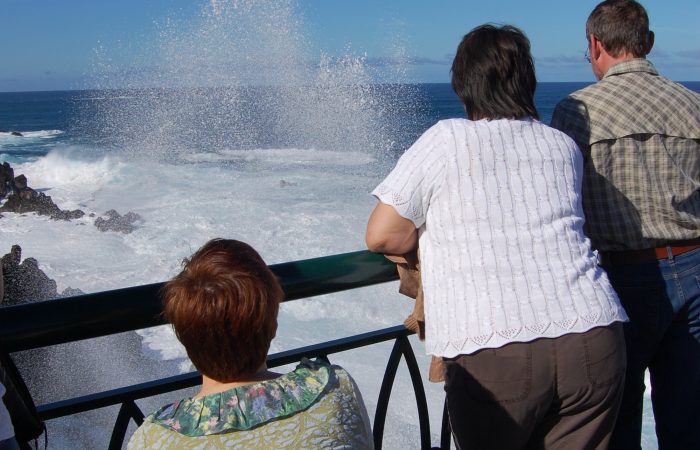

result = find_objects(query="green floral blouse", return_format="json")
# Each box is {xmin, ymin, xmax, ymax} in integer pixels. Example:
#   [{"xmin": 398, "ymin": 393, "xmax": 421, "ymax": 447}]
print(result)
[{"xmin": 127, "ymin": 358, "xmax": 374, "ymax": 449}]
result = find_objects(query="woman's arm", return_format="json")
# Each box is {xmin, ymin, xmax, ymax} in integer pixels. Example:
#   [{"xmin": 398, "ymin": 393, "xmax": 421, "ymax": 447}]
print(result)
[{"xmin": 365, "ymin": 202, "xmax": 418, "ymax": 255}]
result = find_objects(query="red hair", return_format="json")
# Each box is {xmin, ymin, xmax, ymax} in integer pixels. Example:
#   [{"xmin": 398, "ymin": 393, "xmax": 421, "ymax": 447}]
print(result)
[{"xmin": 162, "ymin": 239, "xmax": 283, "ymax": 381}]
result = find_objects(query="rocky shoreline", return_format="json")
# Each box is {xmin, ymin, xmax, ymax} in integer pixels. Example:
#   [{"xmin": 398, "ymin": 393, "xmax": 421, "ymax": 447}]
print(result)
[
  {"xmin": 0, "ymin": 162, "xmax": 84, "ymax": 220},
  {"xmin": 0, "ymin": 161, "xmax": 143, "ymax": 305},
  {"xmin": 0, "ymin": 245, "xmax": 83, "ymax": 306},
  {"xmin": 0, "ymin": 161, "xmax": 143, "ymax": 232}
]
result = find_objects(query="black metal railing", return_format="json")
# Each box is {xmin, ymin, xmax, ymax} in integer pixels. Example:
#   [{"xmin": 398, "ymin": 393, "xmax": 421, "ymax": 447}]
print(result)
[{"xmin": 0, "ymin": 250, "xmax": 451, "ymax": 449}]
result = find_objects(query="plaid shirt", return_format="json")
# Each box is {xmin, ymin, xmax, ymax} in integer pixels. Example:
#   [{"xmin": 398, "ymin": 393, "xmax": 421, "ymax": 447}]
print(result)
[{"xmin": 551, "ymin": 59, "xmax": 700, "ymax": 251}]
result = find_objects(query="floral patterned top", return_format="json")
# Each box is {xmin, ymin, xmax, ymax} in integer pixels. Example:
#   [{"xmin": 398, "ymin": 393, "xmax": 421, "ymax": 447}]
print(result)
[{"xmin": 127, "ymin": 358, "xmax": 374, "ymax": 449}]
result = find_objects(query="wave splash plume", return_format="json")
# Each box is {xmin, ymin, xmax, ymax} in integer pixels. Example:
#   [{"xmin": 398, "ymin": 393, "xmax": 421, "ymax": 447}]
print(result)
[{"xmin": 81, "ymin": 0, "xmax": 418, "ymax": 162}]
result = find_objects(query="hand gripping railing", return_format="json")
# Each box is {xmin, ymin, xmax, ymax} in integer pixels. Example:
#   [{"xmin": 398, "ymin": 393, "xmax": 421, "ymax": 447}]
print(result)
[{"xmin": 0, "ymin": 250, "xmax": 451, "ymax": 449}]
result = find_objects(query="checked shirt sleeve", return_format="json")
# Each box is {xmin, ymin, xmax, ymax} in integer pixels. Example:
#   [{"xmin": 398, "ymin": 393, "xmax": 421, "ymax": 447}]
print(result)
[{"xmin": 551, "ymin": 97, "xmax": 591, "ymax": 155}]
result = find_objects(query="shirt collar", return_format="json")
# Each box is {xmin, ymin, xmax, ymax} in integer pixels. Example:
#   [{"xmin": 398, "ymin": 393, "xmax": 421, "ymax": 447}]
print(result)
[
  {"xmin": 148, "ymin": 358, "xmax": 331, "ymax": 437},
  {"xmin": 603, "ymin": 58, "xmax": 658, "ymax": 79}
]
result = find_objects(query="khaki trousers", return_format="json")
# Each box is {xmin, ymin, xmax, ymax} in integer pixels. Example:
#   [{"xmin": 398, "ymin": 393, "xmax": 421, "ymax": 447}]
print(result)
[{"xmin": 443, "ymin": 323, "xmax": 625, "ymax": 450}]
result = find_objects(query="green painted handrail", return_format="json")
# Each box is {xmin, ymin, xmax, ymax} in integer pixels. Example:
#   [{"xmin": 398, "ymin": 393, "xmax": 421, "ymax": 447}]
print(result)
[{"xmin": 0, "ymin": 250, "xmax": 398, "ymax": 353}]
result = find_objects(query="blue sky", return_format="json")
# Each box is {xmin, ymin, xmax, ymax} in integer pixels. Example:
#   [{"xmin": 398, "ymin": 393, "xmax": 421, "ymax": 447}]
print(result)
[{"xmin": 2, "ymin": 0, "xmax": 698, "ymax": 92}]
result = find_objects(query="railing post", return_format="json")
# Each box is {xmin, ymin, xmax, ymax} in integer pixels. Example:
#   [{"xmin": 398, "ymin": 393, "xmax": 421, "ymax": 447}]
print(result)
[
  {"xmin": 373, "ymin": 335, "xmax": 433, "ymax": 450},
  {"xmin": 440, "ymin": 397, "xmax": 452, "ymax": 450},
  {"xmin": 108, "ymin": 400, "xmax": 144, "ymax": 450},
  {"xmin": 399, "ymin": 336, "xmax": 432, "ymax": 450}
]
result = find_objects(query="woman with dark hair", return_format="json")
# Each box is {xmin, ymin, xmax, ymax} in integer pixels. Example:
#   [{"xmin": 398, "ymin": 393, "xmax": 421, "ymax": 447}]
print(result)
[
  {"xmin": 366, "ymin": 25, "xmax": 628, "ymax": 449},
  {"xmin": 127, "ymin": 239, "xmax": 373, "ymax": 449}
]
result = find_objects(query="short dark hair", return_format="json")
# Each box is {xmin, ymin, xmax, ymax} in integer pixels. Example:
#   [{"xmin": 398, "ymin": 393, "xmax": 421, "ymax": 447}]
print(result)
[
  {"xmin": 587, "ymin": 0, "xmax": 650, "ymax": 58},
  {"xmin": 162, "ymin": 239, "xmax": 283, "ymax": 382},
  {"xmin": 451, "ymin": 24, "xmax": 538, "ymax": 121}
]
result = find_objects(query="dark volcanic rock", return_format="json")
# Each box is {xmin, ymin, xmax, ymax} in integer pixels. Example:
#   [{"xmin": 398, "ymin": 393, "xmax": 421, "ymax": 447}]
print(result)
[
  {"xmin": 0, "ymin": 245, "xmax": 84, "ymax": 306},
  {"xmin": 13, "ymin": 174, "xmax": 27, "ymax": 189},
  {"xmin": 60, "ymin": 287, "xmax": 85, "ymax": 297},
  {"xmin": 15, "ymin": 257, "xmax": 57, "ymax": 301},
  {"xmin": 2, "ymin": 245, "xmax": 54, "ymax": 305},
  {"xmin": 2, "ymin": 189, "xmax": 59, "ymax": 215},
  {"xmin": 0, "ymin": 162, "xmax": 14, "ymax": 198},
  {"xmin": 2, "ymin": 244, "xmax": 21, "ymax": 266},
  {"xmin": 1, "ymin": 245, "xmax": 53, "ymax": 305},
  {"xmin": 0, "ymin": 189, "xmax": 85, "ymax": 220},
  {"xmin": 94, "ymin": 209, "xmax": 142, "ymax": 234},
  {"xmin": 51, "ymin": 207, "xmax": 86, "ymax": 221},
  {"xmin": 0, "ymin": 162, "xmax": 84, "ymax": 220},
  {"xmin": 10, "ymin": 131, "xmax": 23, "ymax": 137}
]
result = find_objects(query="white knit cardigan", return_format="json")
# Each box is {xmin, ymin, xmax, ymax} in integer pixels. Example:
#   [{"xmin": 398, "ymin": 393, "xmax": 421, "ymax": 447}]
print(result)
[{"xmin": 373, "ymin": 118, "xmax": 627, "ymax": 357}]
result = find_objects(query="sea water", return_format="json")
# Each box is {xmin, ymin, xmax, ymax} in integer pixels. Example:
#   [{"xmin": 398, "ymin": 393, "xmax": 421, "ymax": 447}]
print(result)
[{"xmin": 2, "ymin": 1, "xmax": 699, "ymax": 447}]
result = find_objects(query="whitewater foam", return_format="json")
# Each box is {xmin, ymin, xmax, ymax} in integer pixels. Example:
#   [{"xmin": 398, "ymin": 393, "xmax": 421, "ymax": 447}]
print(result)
[{"xmin": 0, "ymin": 130, "xmax": 63, "ymax": 139}]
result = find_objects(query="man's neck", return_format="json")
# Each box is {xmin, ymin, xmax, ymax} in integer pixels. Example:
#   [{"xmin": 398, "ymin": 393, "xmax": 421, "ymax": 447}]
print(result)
[{"xmin": 596, "ymin": 53, "xmax": 641, "ymax": 80}]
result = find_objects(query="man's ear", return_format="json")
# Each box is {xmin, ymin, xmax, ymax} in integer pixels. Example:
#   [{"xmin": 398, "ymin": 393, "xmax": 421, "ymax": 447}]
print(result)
[
  {"xmin": 646, "ymin": 30, "xmax": 655, "ymax": 55},
  {"xmin": 590, "ymin": 35, "xmax": 608, "ymax": 60},
  {"xmin": 589, "ymin": 34, "xmax": 602, "ymax": 60}
]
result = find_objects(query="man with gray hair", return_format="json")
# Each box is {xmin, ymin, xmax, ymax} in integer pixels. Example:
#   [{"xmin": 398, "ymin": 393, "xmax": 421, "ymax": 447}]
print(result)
[{"xmin": 552, "ymin": 1, "xmax": 700, "ymax": 448}]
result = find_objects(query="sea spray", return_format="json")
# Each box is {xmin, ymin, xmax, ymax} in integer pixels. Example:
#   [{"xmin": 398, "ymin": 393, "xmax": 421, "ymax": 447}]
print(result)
[{"xmin": 81, "ymin": 0, "xmax": 423, "ymax": 162}]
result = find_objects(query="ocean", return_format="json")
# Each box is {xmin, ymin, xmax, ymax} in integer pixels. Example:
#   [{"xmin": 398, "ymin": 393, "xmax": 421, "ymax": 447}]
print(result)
[{"xmin": 3, "ymin": 81, "xmax": 699, "ymax": 448}]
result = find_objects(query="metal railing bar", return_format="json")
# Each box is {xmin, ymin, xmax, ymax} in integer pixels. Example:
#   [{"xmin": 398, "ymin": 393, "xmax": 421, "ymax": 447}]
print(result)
[
  {"xmin": 37, "ymin": 325, "xmax": 415, "ymax": 421},
  {"xmin": 36, "ymin": 370, "xmax": 202, "ymax": 420},
  {"xmin": 372, "ymin": 338, "xmax": 404, "ymax": 450},
  {"xmin": 266, "ymin": 325, "xmax": 412, "ymax": 367},
  {"xmin": 399, "ymin": 336, "xmax": 432, "ymax": 450},
  {"xmin": 108, "ymin": 401, "xmax": 142, "ymax": 450},
  {"xmin": 0, "ymin": 250, "xmax": 399, "ymax": 353},
  {"xmin": 273, "ymin": 250, "xmax": 399, "ymax": 301},
  {"xmin": 132, "ymin": 402, "xmax": 145, "ymax": 426},
  {"xmin": 439, "ymin": 398, "xmax": 452, "ymax": 450}
]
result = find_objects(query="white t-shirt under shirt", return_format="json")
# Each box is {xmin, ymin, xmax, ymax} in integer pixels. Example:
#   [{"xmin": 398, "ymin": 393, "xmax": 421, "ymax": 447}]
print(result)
[{"xmin": 373, "ymin": 118, "xmax": 627, "ymax": 357}]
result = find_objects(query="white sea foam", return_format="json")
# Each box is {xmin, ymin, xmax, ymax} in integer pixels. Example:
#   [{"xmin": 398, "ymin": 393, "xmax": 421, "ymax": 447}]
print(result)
[
  {"xmin": 22, "ymin": 130, "xmax": 64, "ymax": 138},
  {"xmin": 10, "ymin": 150, "xmax": 124, "ymax": 212},
  {"xmin": 182, "ymin": 147, "xmax": 377, "ymax": 166},
  {"xmin": 76, "ymin": 96, "xmax": 138, "ymax": 101},
  {"xmin": 0, "ymin": 129, "xmax": 63, "ymax": 139},
  {"xmin": 19, "ymin": 150, "xmax": 121, "ymax": 187}
]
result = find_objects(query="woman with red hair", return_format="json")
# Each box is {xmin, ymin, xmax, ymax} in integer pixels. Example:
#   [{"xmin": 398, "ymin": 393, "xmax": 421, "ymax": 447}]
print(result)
[{"xmin": 128, "ymin": 239, "xmax": 373, "ymax": 449}]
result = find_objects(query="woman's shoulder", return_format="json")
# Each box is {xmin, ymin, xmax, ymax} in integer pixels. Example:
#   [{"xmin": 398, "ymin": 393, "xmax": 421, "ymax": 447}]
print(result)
[
  {"xmin": 419, "ymin": 118, "xmax": 474, "ymax": 148},
  {"xmin": 327, "ymin": 363, "xmax": 363, "ymax": 396},
  {"xmin": 141, "ymin": 358, "xmax": 332, "ymax": 437},
  {"xmin": 526, "ymin": 119, "xmax": 581, "ymax": 151},
  {"xmin": 436, "ymin": 117, "xmax": 536, "ymax": 136},
  {"xmin": 434, "ymin": 118, "xmax": 470, "ymax": 131},
  {"xmin": 303, "ymin": 360, "xmax": 363, "ymax": 403},
  {"xmin": 550, "ymin": 124, "xmax": 581, "ymax": 151},
  {"xmin": 128, "ymin": 360, "xmax": 373, "ymax": 449}
]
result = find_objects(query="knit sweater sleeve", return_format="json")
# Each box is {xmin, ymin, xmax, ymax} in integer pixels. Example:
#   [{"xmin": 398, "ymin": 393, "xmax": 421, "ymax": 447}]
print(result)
[{"xmin": 372, "ymin": 121, "xmax": 448, "ymax": 228}]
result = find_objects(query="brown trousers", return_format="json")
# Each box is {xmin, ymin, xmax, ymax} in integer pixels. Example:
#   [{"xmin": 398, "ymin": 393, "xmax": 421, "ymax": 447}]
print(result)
[{"xmin": 443, "ymin": 323, "xmax": 626, "ymax": 450}]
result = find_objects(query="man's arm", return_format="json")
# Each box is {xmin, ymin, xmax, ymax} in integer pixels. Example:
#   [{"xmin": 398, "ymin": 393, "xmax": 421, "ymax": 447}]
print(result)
[{"xmin": 365, "ymin": 202, "xmax": 418, "ymax": 255}]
